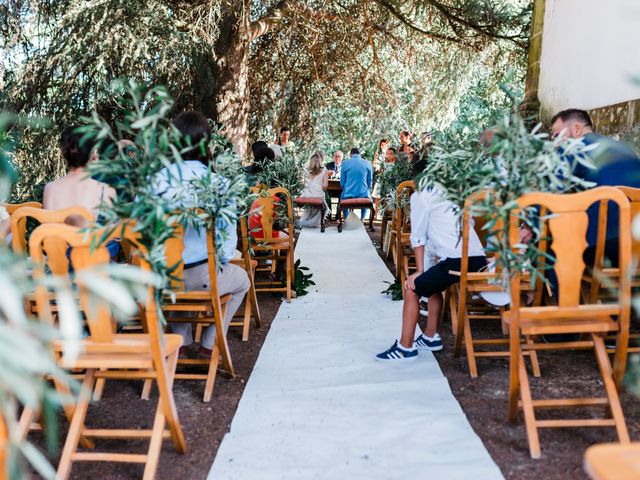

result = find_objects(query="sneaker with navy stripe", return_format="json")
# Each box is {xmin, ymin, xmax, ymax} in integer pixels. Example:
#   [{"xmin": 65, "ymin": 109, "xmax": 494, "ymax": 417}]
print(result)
[
  {"xmin": 414, "ymin": 333, "xmax": 443, "ymax": 352},
  {"xmin": 375, "ymin": 340, "xmax": 418, "ymax": 361}
]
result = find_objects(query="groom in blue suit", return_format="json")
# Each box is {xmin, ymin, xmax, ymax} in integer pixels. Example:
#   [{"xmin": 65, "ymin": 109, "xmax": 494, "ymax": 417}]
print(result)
[{"xmin": 340, "ymin": 147, "xmax": 373, "ymax": 220}]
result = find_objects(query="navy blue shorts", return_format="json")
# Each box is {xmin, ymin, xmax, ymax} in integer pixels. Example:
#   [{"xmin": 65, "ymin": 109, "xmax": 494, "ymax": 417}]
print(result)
[{"xmin": 413, "ymin": 256, "xmax": 487, "ymax": 298}]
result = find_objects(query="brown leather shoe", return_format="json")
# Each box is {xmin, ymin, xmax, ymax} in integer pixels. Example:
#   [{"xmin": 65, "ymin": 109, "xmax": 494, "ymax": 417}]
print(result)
[{"xmin": 178, "ymin": 345, "xmax": 190, "ymax": 359}]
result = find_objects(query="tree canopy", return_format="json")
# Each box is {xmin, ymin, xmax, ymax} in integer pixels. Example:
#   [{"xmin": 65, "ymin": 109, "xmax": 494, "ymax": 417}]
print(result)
[{"xmin": 0, "ymin": 0, "xmax": 532, "ymax": 200}]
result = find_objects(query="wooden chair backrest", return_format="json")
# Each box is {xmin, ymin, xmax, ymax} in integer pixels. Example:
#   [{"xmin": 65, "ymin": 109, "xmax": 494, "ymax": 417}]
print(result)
[
  {"xmin": 395, "ymin": 180, "xmax": 415, "ymax": 234},
  {"xmin": 461, "ymin": 189, "xmax": 547, "ymax": 304},
  {"xmin": 4, "ymin": 202, "xmax": 42, "ymax": 215},
  {"xmin": 249, "ymin": 186, "xmax": 293, "ymax": 242},
  {"xmin": 615, "ymin": 186, "xmax": 640, "ymax": 260},
  {"xmin": 162, "ymin": 217, "xmax": 223, "ymax": 310},
  {"xmin": 509, "ymin": 187, "xmax": 631, "ymax": 316},
  {"xmin": 162, "ymin": 223, "xmax": 186, "ymax": 291},
  {"xmin": 11, "ymin": 206, "xmax": 93, "ymax": 255},
  {"xmin": 29, "ymin": 223, "xmax": 147, "ymax": 344}
]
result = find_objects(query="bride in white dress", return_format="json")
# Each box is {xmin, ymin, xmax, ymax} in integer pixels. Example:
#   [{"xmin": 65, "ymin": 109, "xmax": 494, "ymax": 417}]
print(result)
[{"xmin": 298, "ymin": 152, "xmax": 329, "ymax": 228}]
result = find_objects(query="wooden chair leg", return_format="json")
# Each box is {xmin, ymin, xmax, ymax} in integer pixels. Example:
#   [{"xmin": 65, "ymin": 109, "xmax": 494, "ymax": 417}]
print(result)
[
  {"xmin": 337, "ymin": 206, "xmax": 343, "ymax": 233},
  {"xmin": 368, "ymin": 206, "xmax": 375, "ymax": 232},
  {"xmin": 508, "ymin": 330, "xmax": 521, "ymax": 424},
  {"xmin": 155, "ymin": 350, "xmax": 186, "ymax": 453},
  {"xmin": 449, "ymin": 288, "xmax": 459, "ymax": 337},
  {"xmin": 249, "ymin": 268, "xmax": 261, "ymax": 328},
  {"xmin": 462, "ymin": 312, "xmax": 478, "ymax": 378},
  {"xmin": 142, "ymin": 403, "xmax": 167, "ymax": 480},
  {"xmin": 203, "ymin": 344, "xmax": 221, "ymax": 403},
  {"xmin": 593, "ymin": 335, "xmax": 630, "ymax": 443},
  {"xmin": 452, "ymin": 288, "xmax": 465, "ymax": 358},
  {"xmin": 141, "ymin": 377, "xmax": 154, "ymax": 400},
  {"xmin": 525, "ymin": 335, "xmax": 542, "ymax": 378},
  {"xmin": 57, "ymin": 369, "xmax": 96, "ymax": 480},
  {"xmin": 17, "ymin": 407, "xmax": 36, "ymax": 441},
  {"xmin": 53, "ymin": 378, "xmax": 94, "ymax": 450},
  {"xmin": 92, "ymin": 377, "xmax": 106, "ymax": 401},
  {"xmin": 518, "ymin": 351, "xmax": 541, "ymax": 459},
  {"xmin": 217, "ymin": 305, "xmax": 235, "ymax": 378},
  {"xmin": 612, "ymin": 328, "xmax": 630, "ymax": 388},
  {"xmin": 241, "ymin": 298, "xmax": 251, "ymax": 342}
]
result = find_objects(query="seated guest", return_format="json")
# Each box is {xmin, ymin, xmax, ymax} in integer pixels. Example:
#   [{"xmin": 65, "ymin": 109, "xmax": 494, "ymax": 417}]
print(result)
[
  {"xmin": 551, "ymin": 109, "xmax": 640, "ymax": 266},
  {"xmin": 245, "ymin": 142, "xmax": 275, "ymax": 178},
  {"xmin": 154, "ymin": 111, "xmax": 250, "ymax": 356},
  {"xmin": 247, "ymin": 147, "xmax": 286, "ymax": 239},
  {"xmin": 43, "ymin": 126, "xmax": 116, "ymax": 226},
  {"xmin": 325, "ymin": 150, "xmax": 344, "ymax": 178},
  {"xmin": 340, "ymin": 147, "xmax": 372, "ymax": 221},
  {"xmin": 248, "ymin": 183, "xmax": 289, "ymax": 239},
  {"xmin": 376, "ymin": 186, "xmax": 486, "ymax": 361},
  {"xmin": 298, "ymin": 152, "xmax": 329, "ymax": 228}
]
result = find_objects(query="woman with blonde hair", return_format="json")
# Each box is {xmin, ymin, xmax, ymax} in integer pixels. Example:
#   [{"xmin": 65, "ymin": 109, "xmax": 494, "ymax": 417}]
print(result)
[{"xmin": 298, "ymin": 151, "xmax": 329, "ymax": 228}]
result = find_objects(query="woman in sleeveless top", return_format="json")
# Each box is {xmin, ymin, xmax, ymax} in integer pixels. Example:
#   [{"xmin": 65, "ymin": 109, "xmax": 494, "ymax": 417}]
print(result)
[{"xmin": 298, "ymin": 152, "xmax": 329, "ymax": 228}]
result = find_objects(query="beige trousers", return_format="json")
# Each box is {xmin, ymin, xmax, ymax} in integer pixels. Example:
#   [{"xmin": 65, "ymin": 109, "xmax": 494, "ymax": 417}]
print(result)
[{"xmin": 171, "ymin": 262, "xmax": 250, "ymax": 349}]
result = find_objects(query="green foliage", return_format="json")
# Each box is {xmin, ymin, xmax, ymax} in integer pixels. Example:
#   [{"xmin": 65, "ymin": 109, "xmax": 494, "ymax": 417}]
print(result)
[
  {"xmin": 417, "ymin": 92, "xmax": 596, "ymax": 286},
  {"xmin": 257, "ymin": 152, "xmax": 307, "ymax": 199},
  {"xmin": 0, "ymin": 112, "xmax": 159, "ymax": 479},
  {"xmin": 2, "ymin": 0, "xmax": 529, "ymax": 198},
  {"xmin": 381, "ymin": 280, "xmax": 403, "ymax": 301},
  {"xmin": 81, "ymin": 80, "xmax": 250, "ymax": 293},
  {"xmin": 292, "ymin": 259, "xmax": 315, "ymax": 297},
  {"xmin": 378, "ymin": 157, "xmax": 415, "ymax": 211}
]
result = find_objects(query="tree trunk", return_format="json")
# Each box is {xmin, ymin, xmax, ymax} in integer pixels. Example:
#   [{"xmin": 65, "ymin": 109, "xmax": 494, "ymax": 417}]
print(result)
[{"xmin": 212, "ymin": 3, "xmax": 251, "ymax": 160}]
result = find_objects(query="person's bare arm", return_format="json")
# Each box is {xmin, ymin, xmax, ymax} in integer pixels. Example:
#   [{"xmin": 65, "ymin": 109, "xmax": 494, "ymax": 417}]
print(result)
[
  {"xmin": 405, "ymin": 245, "xmax": 425, "ymax": 290},
  {"xmin": 322, "ymin": 170, "xmax": 329, "ymax": 190}
]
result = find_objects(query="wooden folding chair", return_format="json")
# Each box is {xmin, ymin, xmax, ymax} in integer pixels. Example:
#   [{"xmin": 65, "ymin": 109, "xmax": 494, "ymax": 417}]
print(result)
[
  {"xmin": 391, "ymin": 181, "xmax": 415, "ymax": 287},
  {"xmin": 250, "ymin": 187, "xmax": 295, "ymax": 302},
  {"xmin": 229, "ymin": 219, "xmax": 261, "ymax": 341},
  {"xmin": 584, "ymin": 442, "xmax": 640, "ymax": 480},
  {"xmin": 153, "ymin": 222, "xmax": 235, "ymax": 403},
  {"xmin": 29, "ymin": 223, "xmax": 186, "ymax": 480},
  {"xmin": 450, "ymin": 190, "xmax": 542, "ymax": 378},
  {"xmin": 504, "ymin": 187, "xmax": 632, "ymax": 459},
  {"xmin": 10, "ymin": 206, "xmax": 93, "ymax": 254},
  {"xmin": 584, "ymin": 186, "xmax": 640, "ymax": 354},
  {"xmin": 380, "ymin": 209, "xmax": 393, "ymax": 253}
]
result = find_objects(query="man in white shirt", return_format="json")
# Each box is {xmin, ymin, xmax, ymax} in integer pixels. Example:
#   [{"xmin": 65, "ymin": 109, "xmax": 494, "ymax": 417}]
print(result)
[{"xmin": 376, "ymin": 186, "xmax": 486, "ymax": 361}]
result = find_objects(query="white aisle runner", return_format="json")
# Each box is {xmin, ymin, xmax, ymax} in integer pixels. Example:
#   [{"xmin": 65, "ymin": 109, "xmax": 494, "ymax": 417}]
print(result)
[{"xmin": 208, "ymin": 222, "xmax": 503, "ymax": 480}]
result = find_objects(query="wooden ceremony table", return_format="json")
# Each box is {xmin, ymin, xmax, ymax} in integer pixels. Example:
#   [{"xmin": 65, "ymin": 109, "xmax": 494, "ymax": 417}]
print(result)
[{"xmin": 326, "ymin": 179, "xmax": 342, "ymax": 219}]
